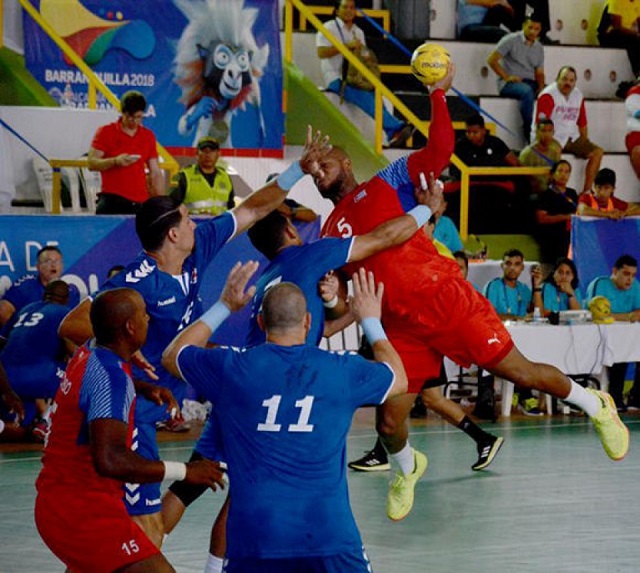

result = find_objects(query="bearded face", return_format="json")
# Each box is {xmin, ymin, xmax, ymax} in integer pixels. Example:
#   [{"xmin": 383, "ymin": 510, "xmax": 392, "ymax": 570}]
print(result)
[{"xmin": 198, "ymin": 41, "xmax": 253, "ymax": 100}]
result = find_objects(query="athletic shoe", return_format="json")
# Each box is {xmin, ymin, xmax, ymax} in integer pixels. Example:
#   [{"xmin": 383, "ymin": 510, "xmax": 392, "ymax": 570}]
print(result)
[
  {"xmin": 31, "ymin": 418, "xmax": 49, "ymax": 443},
  {"xmin": 348, "ymin": 448, "xmax": 390, "ymax": 472},
  {"xmin": 471, "ymin": 435, "xmax": 504, "ymax": 471},
  {"xmin": 589, "ymin": 389, "xmax": 630, "ymax": 461},
  {"xmin": 521, "ymin": 398, "xmax": 543, "ymax": 416},
  {"xmin": 157, "ymin": 418, "xmax": 191, "ymax": 433},
  {"xmin": 387, "ymin": 449, "xmax": 428, "ymax": 521}
]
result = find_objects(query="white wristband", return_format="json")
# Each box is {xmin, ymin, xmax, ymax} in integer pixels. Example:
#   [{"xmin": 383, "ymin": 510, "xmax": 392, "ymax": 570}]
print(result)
[
  {"xmin": 408, "ymin": 205, "xmax": 432, "ymax": 228},
  {"xmin": 199, "ymin": 300, "xmax": 231, "ymax": 331},
  {"xmin": 163, "ymin": 461, "xmax": 187, "ymax": 481},
  {"xmin": 323, "ymin": 295, "xmax": 339, "ymax": 309}
]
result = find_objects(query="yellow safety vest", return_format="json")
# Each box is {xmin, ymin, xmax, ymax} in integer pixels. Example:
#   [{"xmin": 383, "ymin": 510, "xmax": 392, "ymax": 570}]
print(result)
[{"xmin": 181, "ymin": 165, "xmax": 233, "ymax": 216}]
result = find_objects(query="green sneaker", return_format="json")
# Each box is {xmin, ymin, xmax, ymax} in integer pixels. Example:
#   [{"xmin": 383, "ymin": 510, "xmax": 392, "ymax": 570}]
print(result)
[
  {"xmin": 387, "ymin": 449, "xmax": 428, "ymax": 521},
  {"xmin": 511, "ymin": 392, "xmax": 520, "ymax": 408},
  {"xmin": 589, "ymin": 389, "xmax": 629, "ymax": 461}
]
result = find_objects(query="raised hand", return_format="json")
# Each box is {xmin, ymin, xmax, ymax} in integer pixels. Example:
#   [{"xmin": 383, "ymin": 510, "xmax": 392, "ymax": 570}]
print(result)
[
  {"xmin": 220, "ymin": 261, "xmax": 260, "ymax": 312},
  {"xmin": 299, "ymin": 125, "xmax": 332, "ymax": 177},
  {"xmin": 350, "ymin": 268, "xmax": 384, "ymax": 324},
  {"xmin": 415, "ymin": 171, "xmax": 444, "ymax": 216},
  {"xmin": 431, "ymin": 61, "xmax": 456, "ymax": 93},
  {"xmin": 318, "ymin": 271, "xmax": 340, "ymax": 303}
]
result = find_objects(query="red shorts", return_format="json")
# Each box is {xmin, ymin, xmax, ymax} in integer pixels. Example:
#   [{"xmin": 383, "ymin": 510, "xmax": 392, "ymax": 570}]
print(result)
[
  {"xmin": 626, "ymin": 131, "xmax": 640, "ymax": 154},
  {"xmin": 385, "ymin": 277, "xmax": 513, "ymax": 393},
  {"xmin": 35, "ymin": 484, "xmax": 159, "ymax": 573}
]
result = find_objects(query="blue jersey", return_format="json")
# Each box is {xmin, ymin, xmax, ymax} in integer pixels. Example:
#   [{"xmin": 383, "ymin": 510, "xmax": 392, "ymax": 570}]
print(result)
[
  {"xmin": 484, "ymin": 278, "xmax": 531, "ymax": 317},
  {"xmin": 541, "ymin": 282, "xmax": 584, "ymax": 311},
  {"xmin": 246, "ymin": 238, "xmax": 354, "ymax": 347},
  {"xmin": 586, "ymin": 276, "xmax": 640, "ymax": 313},
  {"xmin": 101, "ymin": 212, "xmax": 235, "ymax": 423},
  {"xmin": 176, "ymin": 343, "xmax": 394, "ymax": 559},
  {"xmin": 1, "ymin": 300, "xmax": 69, "ymax": 401}
]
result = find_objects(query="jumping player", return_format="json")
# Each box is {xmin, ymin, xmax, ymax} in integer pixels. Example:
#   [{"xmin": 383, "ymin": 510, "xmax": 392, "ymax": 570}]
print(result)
[{"xmin": 316, "ymin": 63, "xmax": 629, "ymax": 521}]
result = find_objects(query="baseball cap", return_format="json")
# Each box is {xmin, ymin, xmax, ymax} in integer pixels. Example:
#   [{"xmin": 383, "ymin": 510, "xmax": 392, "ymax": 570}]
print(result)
[{"xmin": 197, "ymin": 136, "xmax": 220, "ymax": 150}]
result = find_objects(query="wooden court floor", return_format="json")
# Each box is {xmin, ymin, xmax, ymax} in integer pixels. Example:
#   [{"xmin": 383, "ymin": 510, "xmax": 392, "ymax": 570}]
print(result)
[{"xmin": 1, "ymin": 410, "xmax": 639, "ymax": 573}]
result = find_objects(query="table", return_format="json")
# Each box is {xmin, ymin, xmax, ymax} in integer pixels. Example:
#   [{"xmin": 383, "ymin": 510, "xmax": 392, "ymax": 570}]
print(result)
[
  {"xmin": 500, "ymin": 322, "xmax": 640, "ymax": 416},
  {"xmin": 468, "ymin": 259, "xmax": 538, "ymax": 291}
]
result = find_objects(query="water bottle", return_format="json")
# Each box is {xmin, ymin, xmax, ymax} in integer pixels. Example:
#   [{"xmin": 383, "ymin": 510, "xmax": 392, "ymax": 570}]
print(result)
[{"xmin": 532, "ymin": 307, "xmax": 542, "ymax": 323}]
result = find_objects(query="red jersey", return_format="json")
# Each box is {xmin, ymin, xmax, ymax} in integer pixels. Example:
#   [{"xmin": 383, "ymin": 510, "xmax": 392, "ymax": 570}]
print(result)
[{"xmin": 37, "ymin": 344, "xmax": 136, "ymax": 496}]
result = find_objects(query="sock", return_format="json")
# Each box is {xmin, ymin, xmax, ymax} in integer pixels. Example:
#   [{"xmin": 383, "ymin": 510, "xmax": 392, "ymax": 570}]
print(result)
[
  {"xmin": 565, "ymin": 381, "xmax": 600, "ymax": 417},
  {"xmin": 204, "ymin": 553, "xmax": 224, "ymax": 573},
  {"xmin": 388, "ymin": 443, "xmax": 415, "ymax": 476},
  {"xmin": 458, "ymin": 416, "xmax": 491, "ymax": 444}
]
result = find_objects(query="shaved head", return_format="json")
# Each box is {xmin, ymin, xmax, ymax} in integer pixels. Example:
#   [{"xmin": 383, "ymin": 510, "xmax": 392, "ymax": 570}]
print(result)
[
  {"xmin": 91, "ymin": 288, "xmax": 145, "ymax": 346},
  {"xmin": 261, "ymin": 283, "xmax": 307, "ymax": 333},
  {"xmin": 44, "ymin": 280, "xmax": 70, "ymax": 305}
]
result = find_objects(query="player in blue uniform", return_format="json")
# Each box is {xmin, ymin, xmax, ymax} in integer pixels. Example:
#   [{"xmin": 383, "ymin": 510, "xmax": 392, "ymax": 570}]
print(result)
[
  {"xmin": 0, "ymin": 246, "xmax": 79, "ymax": 337},
  {"xmin": 58, "ymin": 127, "xmax": 334, "ymax": 548},
  {"xmin": 0, "ymin": 280, "xmax": 72, "ymax": 439},
  {"xmin": 161, "ymin": 183, "xmax": 438, "ymax": 572},
  {"xmin": 162, "ymin": 263, "xmax": 408, "ymax": 573}
]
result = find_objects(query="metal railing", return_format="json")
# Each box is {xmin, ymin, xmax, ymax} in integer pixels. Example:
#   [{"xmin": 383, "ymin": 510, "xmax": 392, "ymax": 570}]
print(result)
[
  {"xmin": 283, "ymin": 1, "xmax": 551, "ymax": 239},
  {"xmin": 16, "ymin": 0, "xmax": 179, "ymax": 213},
  {"xmin": 298, "ymin": 5, "xmax": 390, "ymax": 33}
]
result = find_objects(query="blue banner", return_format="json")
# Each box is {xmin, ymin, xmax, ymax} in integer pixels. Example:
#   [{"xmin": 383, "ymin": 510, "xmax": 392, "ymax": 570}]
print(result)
[
  {"xmin": 571, "ymin": 217, "xmax": 640, "ymax": 290},
  {"xmin": 23, "ymin": 0, "xmax": 283, "ymax": 151},
  {"xmin": 0, "ymin": 215, "xmax": 320, "ymax": 345}
]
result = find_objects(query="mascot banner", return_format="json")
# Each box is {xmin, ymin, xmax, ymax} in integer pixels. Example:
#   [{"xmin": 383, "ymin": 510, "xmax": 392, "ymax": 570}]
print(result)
[
  {"xmin": 23, "ymin": 0, "xmax": 283, "ymax": 153},
  {"xmin": 571, "ymin": 217, "xmax": 640, "ymax": 289}
]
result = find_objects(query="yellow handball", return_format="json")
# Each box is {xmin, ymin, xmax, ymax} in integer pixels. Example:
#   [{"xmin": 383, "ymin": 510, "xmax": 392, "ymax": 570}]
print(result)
[{"xmin": 410, "ymin": 43, "xmax": 450, "ymax": 86}]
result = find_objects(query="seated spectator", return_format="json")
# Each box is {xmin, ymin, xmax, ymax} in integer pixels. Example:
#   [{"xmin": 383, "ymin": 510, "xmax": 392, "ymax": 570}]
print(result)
[
  {"xmin": 533, "ymin": 159, "xmax": 579, "ymax": 266},
  {"xmin": 0, "ymin": 281, "xmax": 72, "ymax": 441},
  {"xmin": 577, "ymin": 167, "xmax": 640, "ymax": 219},
  {"xmin": 484, "ymin": 248, "xmax": 543, "ymax": 415},
  {"xmin": 433, "ymin": 200, "xmax": 464, "ymax": 254},
  {"xmin": 316, "ymin": 0, "xmax": 412, "ymax": 147},
  {"xmin": 597, "ymin": 0, "xmax": 640, "ymax": 79},
  {"xmin": 586, "ymin": 254, "xmax": 640, "ymax": 411},
  {"xmin": 457, "ymin": 0, "xmax": 515, "ymax": 43},
  {"xmin": 519, "ymin": 118, "xmax": 562, "ymax": 194},
  {"xmin": 170, "ymin": 137, "xmax": 234, "ymax": 216},
  {"xmin": 532, "ymin": 257, "xmax": 584, "ymax": 315},
  {"xmin": 88, "ymin": 90, "xmax": 165, "ymax": 214},
  {"xmin": 453, "ymin": 249, "xmax": 481, "ymax": 291},
  {"xmin": 533, "ymin": 66, "xmax": 604, "ymax": 193},
  {"xmin": 450, "ymin": 113, "xmax": 523, "ymax": 232},
  {"xmin": 487, "ymin": 14, "xmax": 545, "ymax": 140},
  {"xmin": 0, "ymin": 245, "xmax": 79, "ymax": 333},
  {"xmin": 511, "ymin": 1, "xmax": 557, "ymax": 45},
  {"xmin": 623, "ymin": 78, "xmax": 640, "ymax": 179}
]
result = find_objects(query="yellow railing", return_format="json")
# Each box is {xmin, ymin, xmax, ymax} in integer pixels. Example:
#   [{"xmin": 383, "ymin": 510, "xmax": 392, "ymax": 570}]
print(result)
[
  {"xmin": 284, "ymin": 0, "xmax": 549, "ymax": 239},
  {"xmin": 18, "ymin": 0, "xmax": 179, "ymax": 212},
  {"xmin": 48, "ymin": 158, "xmax": 175, "ymax": 215},
  {"xmin": 298, "ymin": 6, "xmax": 390, "ymax": 33}
]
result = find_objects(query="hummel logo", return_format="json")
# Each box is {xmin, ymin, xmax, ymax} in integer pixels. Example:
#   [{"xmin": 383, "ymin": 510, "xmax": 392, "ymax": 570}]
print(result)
[
  {"xmin": 157, "ymin": 296, "xmax": 176, "ymax": 307},
  {"xmin": 125, "ymin": 260, "xmax": 155, "ymax": 283}
]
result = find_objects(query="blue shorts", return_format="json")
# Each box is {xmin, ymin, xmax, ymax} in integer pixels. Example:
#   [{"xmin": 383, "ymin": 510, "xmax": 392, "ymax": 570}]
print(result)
[
  {"xmin": 123, "ymin": 421, "xmax": 162, "ymax": 516},
  {"xmin": 223, "ymin": 548, "xmax": 373, "ymax": 573}
]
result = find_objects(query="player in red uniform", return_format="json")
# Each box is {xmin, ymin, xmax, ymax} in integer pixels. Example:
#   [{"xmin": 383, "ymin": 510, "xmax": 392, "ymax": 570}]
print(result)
[
  {"xmin": 317, "ymin": 64, "xmax": 629, "ymax": 522},
  {"xmin": 34, "ymin": 288, "xmax": 223, "ymax": 573}
]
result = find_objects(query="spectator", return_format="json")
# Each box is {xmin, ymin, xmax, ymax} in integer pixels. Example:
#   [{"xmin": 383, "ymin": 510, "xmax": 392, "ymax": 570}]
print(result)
[
  {"xmin": 519, "ymin": 118, "xmax": 562, "ymax": 195},
  {"xmin": 577, "ymin": 167, "xmax": 640, "ymax": 219},
  {"xmin": 487, "ymin": 14, "xmax": 545, "ymax": 140},
  {"xmin": 532, "ymin": 257, "xmax": 584, "ymax": 315},
  {"xmin": 533, "ymin": 66, "xmax": 604, "ymax": 193},
  {"xmin": 511, "ymin": 1, "xmax": 557, "ymax": 45},
  {"xmin": 483, "ymin": 249, "xmax": 544, "ymax": 415},
  {"xmin": 433, "ymin": 200, "xmax": 464, "ymax": 254},
  {"xmin": 623, "ymin": 78, "xmax": 640, "ymax": 179},
  {"xmin": 450, "ymin": 113, "xmax": 522, "ymax": 232},
  {"xmin": 88, "ymin": 90, "xmax": 165, "ymax": 214},
  {"xmin": 0, "ymin": 245, "xmax": 79, "ymax": 331},
  {"xmin": 0, "ymin": 281, "xmax": 73, "ymax": 441},
  {"xmin": 316, "ymin": 0, "xmax": 412, "ymax": 148},
  {"xmin": 170, "ymin": 137, "xmax": 234, "ymax": 216},
  {"xmin": 533, "ymin": 159, "xmax": 579, "ymax": 266},
  {"xmin": 586, "ymin": 254, "xmax": 640, "ymax": 411},
  {"xmin": 35, "ymin": 287, "xmax": 223, "ymax": 573},
  {"xmin": 453, "ymin": 249, "xmax": 481, "ymax": 290},
  {"xmin": 597, "ymin": 0, "xmax": 640, "ymax": 79},
  {"xmin": 457, "ymin": 0, "xmax": 515, "ymax": 43}
]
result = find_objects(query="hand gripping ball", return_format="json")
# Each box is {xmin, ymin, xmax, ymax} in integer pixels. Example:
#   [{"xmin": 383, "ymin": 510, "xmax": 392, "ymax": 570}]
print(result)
[{"xmin": 410, "ymin": 43, "xmax": 450, "ymax": 86}]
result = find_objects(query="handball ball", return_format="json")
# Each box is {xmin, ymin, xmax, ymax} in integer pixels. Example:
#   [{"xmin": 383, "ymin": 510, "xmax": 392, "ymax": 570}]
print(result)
[{"xmin": 410, "ymin": 43, "xmax": 450, "ymax": 86}]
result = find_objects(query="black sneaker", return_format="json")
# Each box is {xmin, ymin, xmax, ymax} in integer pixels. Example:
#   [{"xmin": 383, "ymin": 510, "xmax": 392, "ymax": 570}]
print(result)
[
  {"xmin": 471, "ymin": 435, "xmax": 504, "ymax": 471},
  {"xmin": 348, "ymin": 448, "xmax": 390, "ymax": 472}
]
